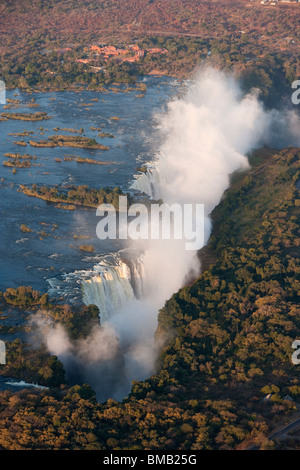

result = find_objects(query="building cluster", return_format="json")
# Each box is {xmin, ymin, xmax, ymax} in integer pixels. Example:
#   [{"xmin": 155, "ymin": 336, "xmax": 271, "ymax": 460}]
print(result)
[
  {"xmin": 88, "ymin": 44, "xmax": 167, "ymax": 63},
  {"xmin": 52, "ymin": 43, "xmax": 167, "ymax": 68}
]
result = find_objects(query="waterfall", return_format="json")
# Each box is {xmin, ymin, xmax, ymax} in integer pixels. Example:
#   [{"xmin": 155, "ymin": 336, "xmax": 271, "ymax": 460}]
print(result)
[
  {"xmin": 130, "ymin": 162, "xmax": 165, "ymax": 200},
  {"xmin": 47, "ymin": 252, "xmax": 145, "ymax": 323},
  {"xmin": 125, "ymin": 253, "xmax": 145, "ymax": 299},
  {"xmin": 82, "ymin": 259, "xmax": 135, "ymax": 322},
  {"xmin": 44, "ymin": 68, "xmax": 300, "ymax": 403}
]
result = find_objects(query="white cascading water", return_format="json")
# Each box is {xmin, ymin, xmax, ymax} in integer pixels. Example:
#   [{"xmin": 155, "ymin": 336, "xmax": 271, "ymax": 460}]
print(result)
[
  {"xmin": 47, "ymin": 252, "xmax": 145, "ymax": 323},
  {"xmin": 124, "ymin": 253, "xmax": 145, "ymax": 299},
  {"xmin": 130, "ymin": 160, "xmax": 165, "ymax": 200},
  {"xmin": 82, "ymin": 260, "xmax": 135, "ymax": 322}
]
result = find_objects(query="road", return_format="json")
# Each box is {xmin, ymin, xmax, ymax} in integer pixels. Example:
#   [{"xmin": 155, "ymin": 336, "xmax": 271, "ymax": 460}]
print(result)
[{"xmin": 269, "ymin": 413, "xmax": 300, "ymax": 442}]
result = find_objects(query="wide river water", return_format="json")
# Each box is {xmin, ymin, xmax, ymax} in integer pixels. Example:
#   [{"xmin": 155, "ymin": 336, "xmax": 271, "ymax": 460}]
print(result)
[{"xmin": 0, "ymin": 76, "xmax": 180, "ymax": 295}]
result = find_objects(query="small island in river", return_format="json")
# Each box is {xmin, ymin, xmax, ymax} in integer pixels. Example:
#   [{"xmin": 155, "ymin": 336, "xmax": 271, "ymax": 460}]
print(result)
[{"xmin": 29, "ymin": 135, "xmax": 110, "ymax": 150}]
